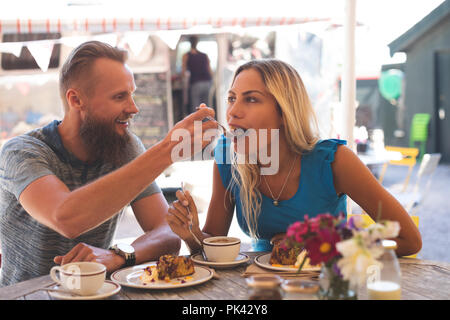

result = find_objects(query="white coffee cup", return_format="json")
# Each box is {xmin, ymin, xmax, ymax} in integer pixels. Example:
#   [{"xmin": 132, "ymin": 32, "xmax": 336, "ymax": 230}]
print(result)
[
  {"xmin": 203, "ymin": 236, "xmax": 241, "ymax": 262},
  {"xmin": 50, "ymin": 262, "xmax": 106, "ymax": 296}
]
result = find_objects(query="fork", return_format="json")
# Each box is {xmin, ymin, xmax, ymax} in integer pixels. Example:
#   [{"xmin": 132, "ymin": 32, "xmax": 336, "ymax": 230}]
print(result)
[
  {"xmin": 203, "ymin": 116, "xmax": 246, "ymax": 138},
  {"xmin": 203, "ymin": 116, "xmax": 229, "ymax": 134},
  {"xmin": 180, "ymin": 182, "xmax": 208, "ymax": 261}
]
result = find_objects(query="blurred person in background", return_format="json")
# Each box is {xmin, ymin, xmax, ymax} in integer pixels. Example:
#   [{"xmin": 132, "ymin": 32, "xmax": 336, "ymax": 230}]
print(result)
[{"xmin": 182, "ymin": 35, "xmax": 213, "ymax": 114}]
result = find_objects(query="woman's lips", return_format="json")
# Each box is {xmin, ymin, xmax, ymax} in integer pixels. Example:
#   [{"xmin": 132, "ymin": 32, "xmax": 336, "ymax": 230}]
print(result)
[
  {"xmin": 228, "ymin": 125, "xmax": 249, "ymax": 139},
  {"xmin": 228, "ymin": 124, "xmax": 247, "ymax": 132}
]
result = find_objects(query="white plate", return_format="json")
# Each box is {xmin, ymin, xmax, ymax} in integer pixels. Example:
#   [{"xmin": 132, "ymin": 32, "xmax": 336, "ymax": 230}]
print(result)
[
  {"xmin": 191, "ymin": 253, "xmax": 250, "ymax": 268},
  {"xmin": 110, "ymin": 262, "xmax": 213, "ymax": 289},
  {"xmin": 48, "ymin": 280, "xmax": 121, "ymax": 300},
  {"xmin": 254, "ymin": 253, "xmax": 320, "ymax": 272}
]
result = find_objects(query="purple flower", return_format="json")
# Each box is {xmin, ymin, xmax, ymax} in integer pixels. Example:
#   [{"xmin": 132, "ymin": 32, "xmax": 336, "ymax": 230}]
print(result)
[
  {"xmin": 332, "ymin": 262, "xmax": 343, "ymax": 278},
  {"xmin": 348, "ymin": 216, "xmax": 357, "ymax": 229}
]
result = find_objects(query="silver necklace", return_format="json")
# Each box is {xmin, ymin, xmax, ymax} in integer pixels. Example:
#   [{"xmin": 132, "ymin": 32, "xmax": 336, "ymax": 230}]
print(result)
[{"xmin": 262, "ymin": 154, "xmax": 298, "ymax": 206}]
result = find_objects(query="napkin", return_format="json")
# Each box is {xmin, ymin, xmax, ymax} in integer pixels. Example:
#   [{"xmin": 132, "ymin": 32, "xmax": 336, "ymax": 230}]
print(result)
[{"xmin": 242, "ymin": 263, "xmax": 320, "ymax": 279}]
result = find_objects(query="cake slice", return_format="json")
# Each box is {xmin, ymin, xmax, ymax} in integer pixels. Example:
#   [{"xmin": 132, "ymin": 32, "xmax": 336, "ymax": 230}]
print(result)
[
  {"xmin": 156, "ymin": 254, "xmax": 195, "ymax": 280},
  {"xmin": 269, "ymin": 242, "xmax": 301, "ymax": 265}
]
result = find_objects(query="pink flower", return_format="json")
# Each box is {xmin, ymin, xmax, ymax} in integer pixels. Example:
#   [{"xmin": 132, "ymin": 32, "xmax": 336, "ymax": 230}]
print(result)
[
  {"xmin": 286, "ymin": 222, "xmax": 302, "ymax": 237},
  {"xmin": 309, "ymin": 219, "xmax": 320, "ymax": 233},
  {"xmin": 318, "ymin": 213, "xmax": 336, "ymax": 228},
  {"xmin": 305, "ymin": 228, "xmax": 341, "ymax": 265},
  {"xmin": 306, "ymin": 214, "xmax": 334, "ymax": 233},
  {"xmin": 287, "ymin": 221, "xmax": 309, "ymax": 243},
  {"xmin": 285, "ymin": 213, "xmax": 401, "ymax": 286}
]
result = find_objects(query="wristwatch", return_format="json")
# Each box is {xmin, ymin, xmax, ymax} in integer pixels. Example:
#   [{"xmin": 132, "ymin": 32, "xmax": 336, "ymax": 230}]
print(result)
[{"xmin": 109, "ymin": 243, "xmax": 136, "ymax": 267}]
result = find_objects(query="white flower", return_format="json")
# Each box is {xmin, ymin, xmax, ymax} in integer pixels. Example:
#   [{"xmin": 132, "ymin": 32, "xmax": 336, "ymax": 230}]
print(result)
[
  {"xmin": 336, "ymin": 238, "xmax": 360, "ymax": 257},
  {"xmin": 366, "ymin": 224, "xmax": 383, "ymax": 241},
  {"xmin": 366, "ymin": 221, "xmax": 400, "ymax": 241},
  {"xmin": 380, "ymin": 221, "xmax": 400, "ymax": 239},
  {"xmin": 334, "ymin": 220, "xmax": 401, "ymax": 287},
  {"xmin": 337, "ymin": 238, "xmax": 383, "ymax": 287}
]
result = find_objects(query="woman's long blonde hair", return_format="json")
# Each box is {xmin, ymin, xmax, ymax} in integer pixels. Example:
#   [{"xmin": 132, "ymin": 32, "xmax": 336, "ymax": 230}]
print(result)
[{"xmin": 228, "ymin": 59, "xmax": 320, "ymax": 239}]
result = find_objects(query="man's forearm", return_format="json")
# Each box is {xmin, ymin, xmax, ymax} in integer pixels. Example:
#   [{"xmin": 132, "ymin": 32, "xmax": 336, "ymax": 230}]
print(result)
[
  {"xmin": 131, "ymin": 224, "xmax": 181, "ymax": 265},
  {"xmin": 56, "ymin": 140, "xmax": 173, "ymax": 237}
]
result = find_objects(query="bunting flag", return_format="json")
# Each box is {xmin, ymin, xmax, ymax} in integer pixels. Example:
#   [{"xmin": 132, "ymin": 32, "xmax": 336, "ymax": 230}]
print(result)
[
  {"xmin": 0, "ymin": 33, "xmax": 118, "ymax": 72},
  {"xmin": 26, "ymin": 40, "xmax": 54, "ymax": 72},
  {"xmin": 156, "ymin": 30, "xmax": 182, "ymax": 50},
  {"xmin": 0, "ymin": 42, "xmax": 23, "ymax": 57},
  {"xmin": 123, "ymin": 31, "xmax": 149, "ymax": 57},
  {"xmin": 0, "ymin": 15, "xmax": 330, "ymax": 73}
]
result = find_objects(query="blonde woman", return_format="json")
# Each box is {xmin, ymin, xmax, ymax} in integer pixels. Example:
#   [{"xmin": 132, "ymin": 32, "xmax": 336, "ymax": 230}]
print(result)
[{"xmin": 167, "ymin": 59, "xmax": 422, "ymax": 256}]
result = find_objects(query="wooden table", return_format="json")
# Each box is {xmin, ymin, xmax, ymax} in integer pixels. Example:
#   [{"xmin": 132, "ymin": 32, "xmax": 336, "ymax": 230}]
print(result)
[{"xmin": 0, "ymin": 253, "xmax": 449, "ymax": 300}]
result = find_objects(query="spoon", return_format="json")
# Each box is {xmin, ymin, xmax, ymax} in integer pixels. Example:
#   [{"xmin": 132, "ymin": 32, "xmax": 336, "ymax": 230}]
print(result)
[
  {"xmin": 180, "ymin": 182, "xmax": 208, "ymax": 261},
  {"xmin": 30, "ymin": 286, "xmax": 84, "ymax": 297},
  {"xmin": 203, "ymin": 116, "xmax": 246, "ymax": 138}
]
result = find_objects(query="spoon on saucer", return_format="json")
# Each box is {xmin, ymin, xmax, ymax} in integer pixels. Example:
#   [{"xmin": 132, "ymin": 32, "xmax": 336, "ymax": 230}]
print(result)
[{"xmin": 31, "ymin": 286, "xmax": 84, "ymax": 297}]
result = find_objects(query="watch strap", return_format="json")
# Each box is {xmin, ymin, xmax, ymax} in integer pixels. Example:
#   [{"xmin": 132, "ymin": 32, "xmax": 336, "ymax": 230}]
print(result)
[
  {"xmin": 109, "ymin": 244, "xmax": 136, "ymax": 267},
  {"xmin": 124, "ymin": 252, "xmax": 136, "ymax": 267}
]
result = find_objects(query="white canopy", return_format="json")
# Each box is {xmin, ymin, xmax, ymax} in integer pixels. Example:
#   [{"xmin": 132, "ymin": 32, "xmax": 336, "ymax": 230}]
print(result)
[{"xmin": 0, "ymin": 0, "xmax": 339, "ymax": 34}]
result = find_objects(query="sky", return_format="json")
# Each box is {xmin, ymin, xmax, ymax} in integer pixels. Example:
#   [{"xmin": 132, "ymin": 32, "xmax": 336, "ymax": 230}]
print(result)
[
  {"xmin": 354, "ymin": 0, "xmax": 444, "ymax": 43},
  {"xmin": 359, "ymin": 0, "xmax": 444, "ymax": 74}
]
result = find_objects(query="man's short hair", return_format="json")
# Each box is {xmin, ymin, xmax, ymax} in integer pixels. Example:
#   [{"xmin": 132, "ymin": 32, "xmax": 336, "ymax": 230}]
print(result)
[{"xmin": 59, "ymin": 41, "xmax": 128, "ymax": 112}]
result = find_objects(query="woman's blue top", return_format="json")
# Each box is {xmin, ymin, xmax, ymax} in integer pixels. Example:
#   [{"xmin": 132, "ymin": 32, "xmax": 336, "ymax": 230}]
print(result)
[{"xmin": 214, "ymin": 136, "xmax": 347, "ymax": 251}]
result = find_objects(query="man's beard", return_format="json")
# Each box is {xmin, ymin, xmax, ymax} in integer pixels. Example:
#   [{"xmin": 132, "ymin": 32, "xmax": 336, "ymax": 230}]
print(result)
[{"xmin": 79, "ymin": 110, "xmax": 136, "ymax": 167}]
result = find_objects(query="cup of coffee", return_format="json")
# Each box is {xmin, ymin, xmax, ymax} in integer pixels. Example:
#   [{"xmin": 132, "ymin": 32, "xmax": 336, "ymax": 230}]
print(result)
[
  {"xmin": 203, "ymin": 236, "xmax": 240, "ymax": 262},
  {"xmin": 50, "ymin": 262, "xmax": 106, "ymax": 296}
]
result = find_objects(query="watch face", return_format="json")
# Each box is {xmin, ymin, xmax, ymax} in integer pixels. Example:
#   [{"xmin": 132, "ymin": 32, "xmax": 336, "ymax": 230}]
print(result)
[{"xmin": 117, "ymin": 243, "xmax": 135, "ymax": 254}]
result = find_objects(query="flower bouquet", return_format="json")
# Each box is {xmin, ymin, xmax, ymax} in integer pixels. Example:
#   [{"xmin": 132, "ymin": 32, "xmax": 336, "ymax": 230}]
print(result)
[{"xmin": 283, "ymin": 213, "xmax": 400, "ymax": 300}]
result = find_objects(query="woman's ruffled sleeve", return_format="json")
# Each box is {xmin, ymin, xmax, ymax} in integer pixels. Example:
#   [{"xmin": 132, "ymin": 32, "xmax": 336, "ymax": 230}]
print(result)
[{"xmin": 315, "ymin": 139, "xmax": 347, "ymax": 196}]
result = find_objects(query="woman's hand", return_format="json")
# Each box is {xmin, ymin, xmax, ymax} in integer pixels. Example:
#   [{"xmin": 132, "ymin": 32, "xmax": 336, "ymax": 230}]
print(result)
[{"xmin": 167, "ymin": 189, "xmax": 200, "ymax": 241}]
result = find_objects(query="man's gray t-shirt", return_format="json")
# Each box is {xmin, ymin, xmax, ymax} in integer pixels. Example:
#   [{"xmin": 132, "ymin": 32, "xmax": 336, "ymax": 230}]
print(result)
[{"xmin": 0, "ymin": 120, "xmax": 161, "ymax": 287}]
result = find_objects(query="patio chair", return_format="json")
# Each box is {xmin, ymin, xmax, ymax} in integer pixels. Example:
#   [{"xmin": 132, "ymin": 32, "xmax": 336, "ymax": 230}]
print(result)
[
  {"xmin": 388, "ymin": 153, "xmax": 441, "ymax": 214},
  {"xmin": 409, "ymin": 113, "xmax": 430, "ymax": 160},
  {"xmin": 351, "ymin": 153, "xmax": 440, "ymax": 259},
  {"xmin": 378, "ymin": 146, "xmax": 419, "ymax": 192}
]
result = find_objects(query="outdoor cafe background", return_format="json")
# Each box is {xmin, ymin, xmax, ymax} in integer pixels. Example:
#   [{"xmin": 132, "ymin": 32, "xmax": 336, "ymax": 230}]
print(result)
[{"xmin": 0, "ymin": 0, "xmax": 444, "ymax": 216}]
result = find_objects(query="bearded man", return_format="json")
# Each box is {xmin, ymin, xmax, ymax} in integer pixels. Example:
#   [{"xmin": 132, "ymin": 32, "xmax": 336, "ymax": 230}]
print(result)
[{"xmin": 0, "ymin": 41, "xmax": 216, "ymax": 287}]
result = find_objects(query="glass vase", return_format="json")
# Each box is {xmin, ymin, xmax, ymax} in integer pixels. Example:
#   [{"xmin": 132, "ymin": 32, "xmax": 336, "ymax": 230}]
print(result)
[{"xmin": 318, "ymin": 265, "xmax": 357, "ymax": 300}]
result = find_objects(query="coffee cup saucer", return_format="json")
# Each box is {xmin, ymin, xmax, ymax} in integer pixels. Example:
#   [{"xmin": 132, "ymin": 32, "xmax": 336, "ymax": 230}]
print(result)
[
  {"xmin": 48, "ymin": 280, "xmax": 121, "ymax": 300},
  {"xmin": 191, "ymin": 253, "xmax": 250, "ymax": 269}
]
